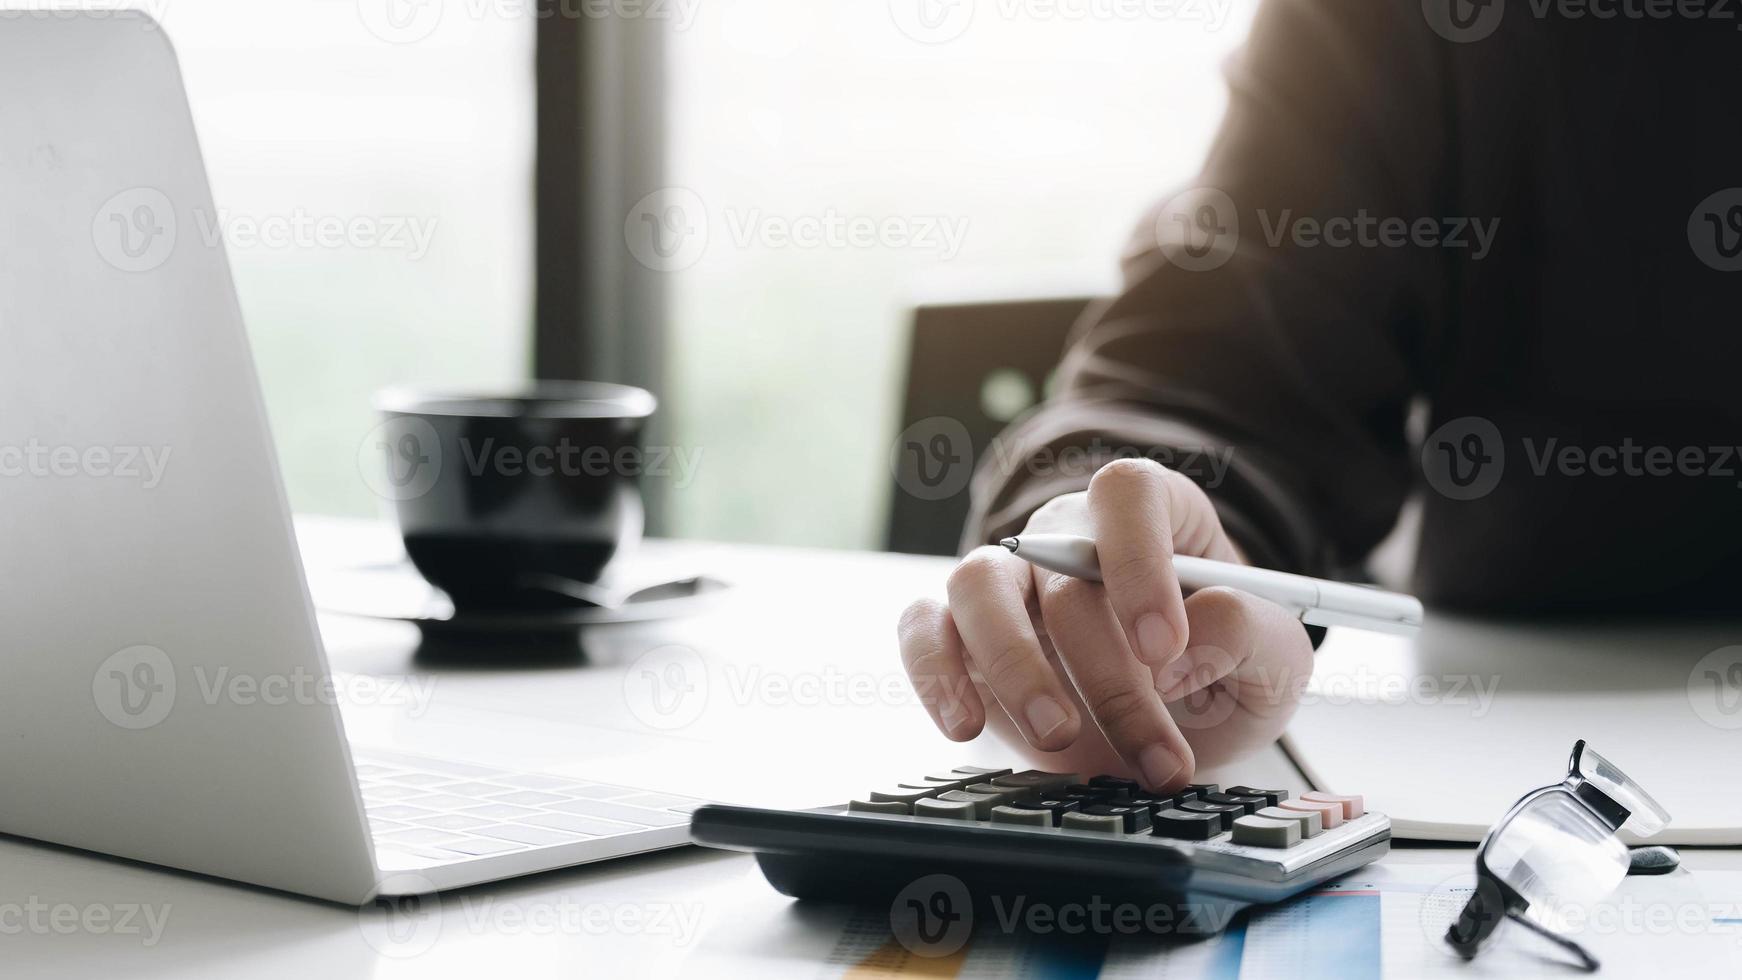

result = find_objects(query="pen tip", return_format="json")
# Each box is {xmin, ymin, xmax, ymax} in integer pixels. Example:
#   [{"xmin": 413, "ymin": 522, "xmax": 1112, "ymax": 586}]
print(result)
[{"xmin": 999, "ymin": 537, "xmax": 1019, "ymax": 552}]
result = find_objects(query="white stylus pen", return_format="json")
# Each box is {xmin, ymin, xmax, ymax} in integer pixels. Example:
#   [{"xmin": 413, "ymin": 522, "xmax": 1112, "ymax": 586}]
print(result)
[{"xmin": 1000, "ymin": 534, "xmax": 1424, "ymax": 636}]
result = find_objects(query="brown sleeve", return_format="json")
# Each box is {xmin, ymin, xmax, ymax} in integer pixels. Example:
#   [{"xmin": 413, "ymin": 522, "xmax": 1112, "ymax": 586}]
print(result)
[{"xmin": 963, "ymin": 0, "xmax": 1452, "ymax": 574}]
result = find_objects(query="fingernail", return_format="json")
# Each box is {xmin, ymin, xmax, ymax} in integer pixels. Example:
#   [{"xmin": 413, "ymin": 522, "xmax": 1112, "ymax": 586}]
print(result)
[
  {"xmin": 938, "ymin": 697, "xmax": 968, "ymax": 734},
  {"xmin": 1025, "ymin": 697, "xmax": 1071, "ymax": 741},
  {"xmin": 1140, "ymin": 743, "xmax": 1184, "ymax": 790},
  {"xmin": 1136, "ymin": 613, "xmax": 1175, "ymax": 665}
]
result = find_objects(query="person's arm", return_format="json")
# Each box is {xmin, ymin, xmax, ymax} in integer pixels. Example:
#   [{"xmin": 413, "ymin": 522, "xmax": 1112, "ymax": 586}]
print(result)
[
  {"xmin": 900, "ymin": 0, "xmax": 1454, "ymax": 784},
  {"xmin": 964, "ymin": 0, "xmax": 1452, "ymax": 573}
]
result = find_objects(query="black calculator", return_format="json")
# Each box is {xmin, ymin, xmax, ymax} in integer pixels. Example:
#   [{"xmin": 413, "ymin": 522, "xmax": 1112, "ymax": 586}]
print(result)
[{"xmin": 689, "ymin": 766, "xmax": 1389, "ymax": 937}]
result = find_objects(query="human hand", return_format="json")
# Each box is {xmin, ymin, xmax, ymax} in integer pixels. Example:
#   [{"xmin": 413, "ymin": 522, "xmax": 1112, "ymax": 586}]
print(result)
[{"xmin": 897, "ymin": 459, "xmax": 1315, "ymax": 788}]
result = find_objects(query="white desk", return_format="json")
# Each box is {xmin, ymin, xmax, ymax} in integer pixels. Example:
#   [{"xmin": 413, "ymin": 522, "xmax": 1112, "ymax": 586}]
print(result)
[{"xmin": 4, "ymin": 522, "xmax": 1737, "ymax": 978}]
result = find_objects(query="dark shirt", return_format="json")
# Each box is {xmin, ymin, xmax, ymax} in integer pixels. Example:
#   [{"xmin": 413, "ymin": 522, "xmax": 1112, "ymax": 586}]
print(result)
[{"xmin": 965, "ymin": 0, "xmax": 1742, "ymax": 613}]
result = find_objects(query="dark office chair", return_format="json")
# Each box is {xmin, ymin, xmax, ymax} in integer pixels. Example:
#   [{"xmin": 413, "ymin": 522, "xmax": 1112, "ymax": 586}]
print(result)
[{"xmin": 886, "ymin": 297, "xmax": 1096, "ymax": 556}]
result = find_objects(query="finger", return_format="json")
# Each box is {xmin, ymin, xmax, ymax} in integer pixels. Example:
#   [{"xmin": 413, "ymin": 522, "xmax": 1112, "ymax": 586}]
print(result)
[
  {"xmin": 1085, "ymin": 460, "xmax": 1197, "ymax": 670},
  {"xmin": 1037, "ymin": 573, "xmax": 1195, "ymax": 789},
  {"xmin": 1157, "ymin": 587, "xmax": 1313, "ymax": 719},
  {"xmin": 898, "ymin": 598, "xmax": 985, "ymax": 741},
  {"xmin": 947, "ymin": 545, "xmax": 1081, "ymax": 750}
]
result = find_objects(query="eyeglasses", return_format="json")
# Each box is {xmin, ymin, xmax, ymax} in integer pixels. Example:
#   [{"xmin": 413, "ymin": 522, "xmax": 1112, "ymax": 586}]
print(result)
[{"xmin": 1444, "ymin": 740, "xmax": 1670, "ymax": 971}]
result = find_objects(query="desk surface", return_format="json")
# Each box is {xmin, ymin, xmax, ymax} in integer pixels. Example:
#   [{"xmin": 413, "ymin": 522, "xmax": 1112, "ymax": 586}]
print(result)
[{"xmin": 5, "ymin": 521, "xmax": 1737, "ymax": 979}]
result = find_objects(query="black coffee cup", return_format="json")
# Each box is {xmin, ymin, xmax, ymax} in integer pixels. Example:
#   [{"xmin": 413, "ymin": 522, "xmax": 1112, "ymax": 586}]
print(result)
[{"xmin": 371, "ymin": 382, "xmax": 657, "ymax": 611}]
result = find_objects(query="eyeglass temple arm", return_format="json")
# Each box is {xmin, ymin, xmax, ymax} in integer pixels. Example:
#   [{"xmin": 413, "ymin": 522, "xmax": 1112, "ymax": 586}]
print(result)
[{"xmin": 1506, "ymin": 908, "xmax": 1601, "ymax": 972}]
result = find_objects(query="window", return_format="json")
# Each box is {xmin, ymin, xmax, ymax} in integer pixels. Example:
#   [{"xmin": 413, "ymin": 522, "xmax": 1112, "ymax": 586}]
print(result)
[
  {"xmin": 663, "ymin": 0, "xmax": 1257, "ymax": 548},
  {"xmin": 13, "ymin": 0, "xmax": 1250, "ymax": 546},
  {"xmin": 83, "ymin": 0, "xmax": 536, "ymax": 517}
]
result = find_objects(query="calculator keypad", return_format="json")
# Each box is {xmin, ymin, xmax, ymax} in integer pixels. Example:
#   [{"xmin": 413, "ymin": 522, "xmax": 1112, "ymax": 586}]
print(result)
[{"xmin": 846, "ymin": 767, "xmax": 1366, "ymax": 852}]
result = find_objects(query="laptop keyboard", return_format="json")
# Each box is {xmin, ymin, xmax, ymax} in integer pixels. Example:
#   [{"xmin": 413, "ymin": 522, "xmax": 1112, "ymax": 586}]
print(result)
[{"xmin": 353, "ymin": 753, "xmax": 706, "ymax": 862}]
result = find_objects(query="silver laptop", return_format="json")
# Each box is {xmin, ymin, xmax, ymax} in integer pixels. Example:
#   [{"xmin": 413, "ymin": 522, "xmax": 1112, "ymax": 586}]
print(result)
[{"xmin": 0, "ymin": 12, "xmax": 700, "ymax": 904}]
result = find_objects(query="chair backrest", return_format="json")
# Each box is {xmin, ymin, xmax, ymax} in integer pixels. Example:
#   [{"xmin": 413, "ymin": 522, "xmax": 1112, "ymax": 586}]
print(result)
[{"xmin": 886, "ymin": 297, "xmax": 1095, "ymax": 556}]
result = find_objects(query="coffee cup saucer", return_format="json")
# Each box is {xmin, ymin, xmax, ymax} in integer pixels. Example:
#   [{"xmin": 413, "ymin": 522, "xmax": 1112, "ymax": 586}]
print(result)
[{"xmin": 308, "ymin": 559, "xmax": 730, "ymax": 636}]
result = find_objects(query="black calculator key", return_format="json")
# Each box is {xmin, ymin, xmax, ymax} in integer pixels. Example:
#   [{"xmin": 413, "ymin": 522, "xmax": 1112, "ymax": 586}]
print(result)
[
  {"xmin": 1185, "ymin": 783, "xmax": 1220, "ymax": 799},
  {"xmin": 1126, "ymin": 795, "xmax": 1179, "ymax": 814},
  {"xmin": 1200, "ymin": 792, "xmax": 1267, "ymax": 815},
  {"xmin": 1151, "ymin": 807, "xmax": 1223, "ymax": 840},
  {"xmin": 1225, "ymin": 786, "xmax": 1290, "ymax": 808},
  {"xmin": 1087, "ymin": 776, "xmax": 1142, "ymax": 796},
  {"xmin": 1009, "ymin": 799, "xmax": 1079, "ymax": 826},
  {"xmin": 1166, "ymin": 785, "xmax": 1210, "ymax": 804},
  {"xmin": 1176, "ymin": 800, "xmax": 1243, "ymax": 832},
  {"xmin": 1078, "ymin": 804, "xmax": 1152, "ymax": 834},
  {"xmin": 1061, "ymin": 784, "xmax": 1119, "ymax": 801}
]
